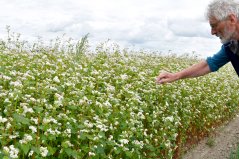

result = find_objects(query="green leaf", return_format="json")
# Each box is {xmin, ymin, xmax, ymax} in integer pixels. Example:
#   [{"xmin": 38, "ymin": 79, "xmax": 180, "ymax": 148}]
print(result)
[
  {"xmin": 68, "ymin": 105, "xmax": 77, "ymax": 110},
  {"xmin": 126, "ymin": 151, "xmax": 133, "ymax": 157},
  {"xmin": 65, "ymin": 148, "xmax": 78, "ymax": 158},
  {"xmin": 62, "ymin": 141, "xmax": 69, "ymax": 148},
  {"xmin": 13, "ymin": 113, "xmax": 30, "ymax": 125},
  {"xmin": 48, "ymin": 146, "xmax": 57, "ymax": 155},
  {"xmin": 79, "ymin": 133, "xmax": 87, "ymax": 140},
  {"xmin": 114, "ymin": 148, "xmax": 121, "ymax": 155},
  {"xmin": 98, "ymin": 131, "xmax": 105, "ymax": 138},
  {"xmin": 31, "ymin": 146, "xmax": 40, "ymax": 155},
  {"xmin": 48, "ymin": 135, "xmax": 56, "ymax": 141},
  {"xmin": 21, "ymin": 144, "xmax": 30, "ymax": 155},
  {"xmin": 86, "ymin": 134, "xmax": 93, "ymax": 140},
  {"xmin": 96, "ymin": 145, "xmax": 105, "ymax": 154},
  {"xmin": 33, "ymin": 106, "xmax": 44, "ymax": 113}
]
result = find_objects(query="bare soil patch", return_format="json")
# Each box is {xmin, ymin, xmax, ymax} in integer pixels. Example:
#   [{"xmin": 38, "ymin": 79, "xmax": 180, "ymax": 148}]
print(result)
[{"xmin": 182, "ymin": 115, "xmax": 239, "ymax": 159}]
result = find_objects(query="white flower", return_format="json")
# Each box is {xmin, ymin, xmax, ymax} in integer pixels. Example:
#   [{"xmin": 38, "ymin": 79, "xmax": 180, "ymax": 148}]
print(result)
[
  {"xmin": 22, "ymin": 105, "xmax": 34, "ymax": 114},
  {"xmin": 89, "ymin": 152, "xmax": 95, "ymax": 156},
  {"xmin": 54, "ymin": 93, "xmax": 64, "ymax": 107},
  {"xmin": 108, "ymin": 135, "xmax": 113, "ymax": 141},
  {"xmin": 0, "ymin": 116, "xmax": 7, "ymax": 123},
  {"xmin": 46, "ymin": 128, "xmax": 61, "ymax": 136},
  {"xmin": 10, "ymin": 71, "xmax": 16, "ymax": 76},
  {"xmin": 95, "ymin": 101, "xmax": 103, "ymax": 108},
  {"xmin": 119, "ymin": 139, "xmax": 129, "ymax": 145},
  {"xmin": 165, "ymin": 116, "xmax": 174, "ymax": 122},
  {"xmin": 29, "ymin": 126, "xmax": 37, "ymax": 133},
  {"xmin": 28, "ymin": 150, "xmax": 34, "ymax": 157},
  {"xmin": 96, "ymin": 124, "xmax": 108, "ymax": 132},
  {"xmin": 49, "ymin": 86, "xmax": 58, "ymax": 91},
  {"xmin": 29, "ymin": 98, "xmax": 36, "ymax": 103},
  {"xmin": 164, "ymin": 141, "xmax": 171, "ymax": 148},
  {"xmin": 106, "ymin": 85, "xmax": 115, "ymax": 92},
  {"xmin": 137, "ymin": 112, "xmax": 145, "ymax": 119},
  {"xmin": 3, "ymin": 75, "xmax": 11, "ymax": 80},
  {"xmin": 80, "ymin": 129, "xmax": 90, "ymax": 133},
  {"xmin": 64, "ymin": 128, "xmax": 71, "ymax": 137},
  {"xmin": 9, "ymin": 133, "xmax": 19, "ymax": 139},
  {"xmin": 120, "ymin": 74, "xmax": 128, "ymax": 80},
  {"xmin": 3, "ymin": 146, "xmax": 9, "ymax": 153},
  {"xmin": 4, "ymin": 98, "xmax": 10, "ymax": 104},
  {"xmin": 24, "ymin": 134, "xmax": 33, "ymax": 141},
  {"xmin": 84, "ymin": 120, "xmax": 93, "ymax": 128},
  {"xmin": 64, "ymin": 141, "xmax": 74, "ymax": 147},
  {"xmin": 10, "ymin": 80, "xmax": 23, "ymax": 88},
  {"xmin": 40, "ymin": 146, "xmax": 48, "ymax": 157},
  {"xmin": 43, "ymin": 117, "xmax": 58, "ymax": 125},
  {"xmin": 0, "ymin": 92, "xmax": 7, "ymax": 97},
  {"xmin": 103, "ymin": 100, "xmax": 112, "ymax": 108},
  {"xmin": 4, "ymin": 145, "xmax": 19, "ymax": 159},
  {"xmin": 31, "ymin": 117, "xmax": 38, "ymax": 125},
  {"xmin": 132, "ymin": 140, "xmax": 144, "ymax": 149},
  {"xmin": 19, "ymin": 134, "xmax": 33, "ymax": 144},
  {"xmin": 53, "ymin": 76, "xmax": 60, "ymax": 83}
]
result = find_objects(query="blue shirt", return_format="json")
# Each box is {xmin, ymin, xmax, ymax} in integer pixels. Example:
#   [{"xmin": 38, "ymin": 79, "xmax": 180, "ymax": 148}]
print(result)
[{"xmin": 206, "ymin": 45, "xmax": 230, "ymax": 72}]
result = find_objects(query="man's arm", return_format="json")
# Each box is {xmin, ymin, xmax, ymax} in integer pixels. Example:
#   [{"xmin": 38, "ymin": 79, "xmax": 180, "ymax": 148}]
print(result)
[{"xmin": 156, "ymin": 60, "xmax": 211, "ymax": 84}]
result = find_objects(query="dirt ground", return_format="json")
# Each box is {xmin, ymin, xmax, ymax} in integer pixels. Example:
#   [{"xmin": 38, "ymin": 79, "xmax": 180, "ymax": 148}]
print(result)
[{"xmin": 182, "ymin": 115, "xmax": 239, "ymax": 159}]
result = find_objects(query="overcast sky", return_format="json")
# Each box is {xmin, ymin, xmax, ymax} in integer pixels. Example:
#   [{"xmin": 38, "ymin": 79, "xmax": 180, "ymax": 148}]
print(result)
[{"xmin": 0, "ymin": 0, "xmax": 221, "ymax": 57}]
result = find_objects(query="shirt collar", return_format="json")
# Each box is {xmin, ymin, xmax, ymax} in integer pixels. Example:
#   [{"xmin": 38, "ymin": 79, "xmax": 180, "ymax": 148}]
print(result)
[{"xmin": 224, "ymin": 40, "xmax": 239, "ymax": 56}]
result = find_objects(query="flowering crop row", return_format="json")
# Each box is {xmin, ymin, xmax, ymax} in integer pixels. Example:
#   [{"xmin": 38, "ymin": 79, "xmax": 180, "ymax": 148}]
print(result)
[{"xmin": 0, "ymin": 38, "xmax": 239, "ymax": 158}]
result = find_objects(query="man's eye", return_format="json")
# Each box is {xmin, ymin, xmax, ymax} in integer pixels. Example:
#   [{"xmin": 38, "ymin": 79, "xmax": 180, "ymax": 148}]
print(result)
[{"xmin": 211, "ymin": 25, "xmax": 216, "ymax": 28}]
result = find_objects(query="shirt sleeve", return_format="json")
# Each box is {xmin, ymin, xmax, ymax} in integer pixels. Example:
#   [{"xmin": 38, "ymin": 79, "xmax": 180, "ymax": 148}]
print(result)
[{"xmin": 206, "ymin": 46, "xmax": 230, "ymax": 72}]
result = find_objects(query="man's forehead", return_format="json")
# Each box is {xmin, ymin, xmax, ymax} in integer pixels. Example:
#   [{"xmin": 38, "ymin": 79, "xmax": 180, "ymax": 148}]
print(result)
[{"xmin": 209, "ymin": 16, "xmax": 219, "ymax": 23}]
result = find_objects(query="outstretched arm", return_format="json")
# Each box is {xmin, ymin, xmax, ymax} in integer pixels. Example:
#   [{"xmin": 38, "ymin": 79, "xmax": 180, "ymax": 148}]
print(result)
[{"xmin": 156, "ymin": 60, "xmax": 211, "ymax": 84}]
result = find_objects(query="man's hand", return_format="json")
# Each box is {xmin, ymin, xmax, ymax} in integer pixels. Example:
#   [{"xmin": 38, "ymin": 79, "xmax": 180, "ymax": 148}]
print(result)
[
  {"xmin": 156, "ymin": 71, "xmax": 179, "ymax": 84},
  {"xmin": 156, "ymin": 61, "xmax": 211, "ymax": 84}
]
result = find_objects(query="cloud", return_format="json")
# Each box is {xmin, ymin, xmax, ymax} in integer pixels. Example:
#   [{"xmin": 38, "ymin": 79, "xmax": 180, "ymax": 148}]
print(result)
[
  {"xmin": 0, "ymin": 0, "xmax": 220, "ymax": 57},
  {"xmin": 168, "ymin": 18, "xmax": 212, "ymax": 38}
]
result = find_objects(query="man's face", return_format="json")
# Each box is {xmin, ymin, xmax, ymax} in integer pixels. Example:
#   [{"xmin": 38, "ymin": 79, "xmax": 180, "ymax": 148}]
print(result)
[{"xmin": 209, "ymin": 16, "xmax": 235, "ymax": 44}]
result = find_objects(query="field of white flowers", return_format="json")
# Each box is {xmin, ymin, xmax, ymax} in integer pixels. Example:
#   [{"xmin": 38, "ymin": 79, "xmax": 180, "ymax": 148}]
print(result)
[{"xmin": 0, "ymin": 30, "xmax": 239, "ymax": 158}]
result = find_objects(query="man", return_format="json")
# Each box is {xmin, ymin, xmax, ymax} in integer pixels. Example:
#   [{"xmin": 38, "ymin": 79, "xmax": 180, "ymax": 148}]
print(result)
[{"xmin": 156, "ymin": 0, "xmax": 239, "ymax": 84}]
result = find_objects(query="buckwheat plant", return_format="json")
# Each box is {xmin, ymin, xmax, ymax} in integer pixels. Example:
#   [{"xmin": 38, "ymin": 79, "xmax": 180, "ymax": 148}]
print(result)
[{"xmin": 0, "ymin": 29, "xmax": 239, "ymax": 158}]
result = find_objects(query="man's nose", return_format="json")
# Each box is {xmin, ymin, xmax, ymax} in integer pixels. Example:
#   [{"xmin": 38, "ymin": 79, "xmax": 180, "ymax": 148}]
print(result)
[{"xmin": 211, "ymin": 28, "xmax": 217, "ymax": 35}]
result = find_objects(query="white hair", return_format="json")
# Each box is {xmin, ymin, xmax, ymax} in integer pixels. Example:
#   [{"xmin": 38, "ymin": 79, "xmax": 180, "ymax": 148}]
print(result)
[{"xmin": 206, "ymin": 0, "xmax": 239, "ymax": 20}]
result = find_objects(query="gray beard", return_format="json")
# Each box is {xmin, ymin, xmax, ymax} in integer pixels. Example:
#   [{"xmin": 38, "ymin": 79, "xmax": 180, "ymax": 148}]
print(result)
[{"xmin": 229, "ymin": 40, "xmax": 239, "ymax": 56}]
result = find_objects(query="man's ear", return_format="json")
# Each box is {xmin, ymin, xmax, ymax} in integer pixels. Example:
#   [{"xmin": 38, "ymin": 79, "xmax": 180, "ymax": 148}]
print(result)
[{"xmin": 228, "ymin": 14, "xmax": 238, "ymax": 24}]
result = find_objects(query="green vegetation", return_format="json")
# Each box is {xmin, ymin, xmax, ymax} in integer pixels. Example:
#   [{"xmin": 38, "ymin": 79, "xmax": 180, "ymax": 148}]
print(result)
[
  {"xmin": 206, "ymin": 137, "xmax": 215, "ymax": 148},
  {"xmin": 230, "ymin": 144, "xmax": 239, "ymax": 159},
  {"xmin": 0, "ymin": 27, "xmax": 239, "ymax": 158}
]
